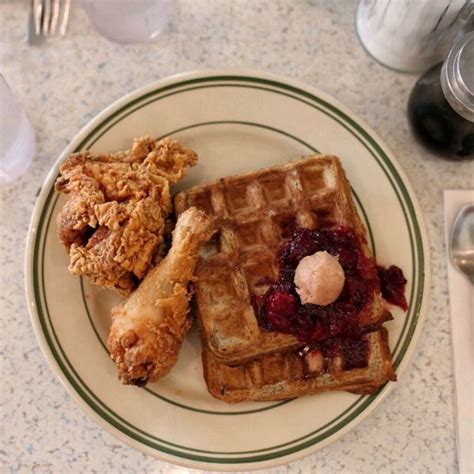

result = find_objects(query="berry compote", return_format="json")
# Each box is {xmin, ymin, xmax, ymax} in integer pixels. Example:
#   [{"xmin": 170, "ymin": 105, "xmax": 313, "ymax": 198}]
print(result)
[
  {"xmin": 253, "ymin": 227, "xmax": 408, "ymax": 347},
  {"xmin": 253, "ymin": 226, "xmax": 381, "ymax": 344},
  {"xmin": 377, "ymin": 265, "xmax": 408, "ymax": 311}
]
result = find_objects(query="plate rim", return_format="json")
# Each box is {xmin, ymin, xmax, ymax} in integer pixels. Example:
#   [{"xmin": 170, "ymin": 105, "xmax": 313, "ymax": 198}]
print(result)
[{"xmin": 24, "ymin": 69, "xmax": 431, "ymax": 471}]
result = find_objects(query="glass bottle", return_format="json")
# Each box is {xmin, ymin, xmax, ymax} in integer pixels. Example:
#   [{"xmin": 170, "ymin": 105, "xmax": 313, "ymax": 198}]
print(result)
[{"xmin": 407, "ymin": 32, "xmax": 474, "ymax": 160}]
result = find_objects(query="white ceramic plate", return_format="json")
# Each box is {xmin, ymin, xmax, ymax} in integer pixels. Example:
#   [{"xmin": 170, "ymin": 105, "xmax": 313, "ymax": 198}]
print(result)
[{"xmin": 25, "ymin": 70, "xmax": 430, "ymax": 471}]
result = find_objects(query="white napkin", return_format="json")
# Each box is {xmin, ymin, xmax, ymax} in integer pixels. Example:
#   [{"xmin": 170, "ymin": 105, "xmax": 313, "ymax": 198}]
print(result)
[{"xmin": 443, "ymin": 190, "xmax": 474, "ymax": 474}]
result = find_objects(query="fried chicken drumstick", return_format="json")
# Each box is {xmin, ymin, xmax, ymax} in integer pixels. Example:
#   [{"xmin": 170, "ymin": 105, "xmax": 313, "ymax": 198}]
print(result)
[
  {"xmin": 55, "ymin": 136, "xmax": 198, "ymax": 295},
  {"xmin": 108, "ymin": 207, "xmax": 215, "ymax": 386}
]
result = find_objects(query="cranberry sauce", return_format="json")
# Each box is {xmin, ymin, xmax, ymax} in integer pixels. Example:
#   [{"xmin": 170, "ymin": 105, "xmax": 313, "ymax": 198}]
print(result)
[
  {"xmin": 377, "ymin": 265, "xmax": 408, "ymax": 311},
  {"xmin": 253, "ymin": 227, "xmax": 379, "ymax": 344}
]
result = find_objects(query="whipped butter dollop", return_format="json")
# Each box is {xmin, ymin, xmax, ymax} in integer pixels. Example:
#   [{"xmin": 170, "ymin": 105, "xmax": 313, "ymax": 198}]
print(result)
[{"xmin": 294, "ymin": 251, "xmax": 345, "ymax": 306}]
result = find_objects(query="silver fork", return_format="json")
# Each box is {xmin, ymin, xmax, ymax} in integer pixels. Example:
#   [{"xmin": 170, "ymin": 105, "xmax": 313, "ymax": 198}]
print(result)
[{"xmin": 28, "ymin": 0, "xmax": 71, "ymax": 44}]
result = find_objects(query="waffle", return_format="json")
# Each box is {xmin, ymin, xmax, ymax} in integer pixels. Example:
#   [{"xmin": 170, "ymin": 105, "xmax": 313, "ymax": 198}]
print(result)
[
  {"xmin": 175, "ymin": 155, "xmax": 390, "ymax": 365},
  {"xmin": 202, "ymin": 328, "xmax": 396, "ymax": 403}
]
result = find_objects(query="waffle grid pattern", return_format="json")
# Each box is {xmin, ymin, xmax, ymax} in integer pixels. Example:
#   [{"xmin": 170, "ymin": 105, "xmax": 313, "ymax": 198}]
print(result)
[
  {"xmin": 205, "ymin": 332, "xmax": 373, "ymax": 392},
  {"xmin": 202, "ymin": 330, "xmax": 396, "ymax": 402},
  {"xmin": 192, "ymin": 158, "xmax": 349, "ymax": 293},
  {"xmin": 176, "ymin": 156, "xmax": 357, "ymax": 361}
]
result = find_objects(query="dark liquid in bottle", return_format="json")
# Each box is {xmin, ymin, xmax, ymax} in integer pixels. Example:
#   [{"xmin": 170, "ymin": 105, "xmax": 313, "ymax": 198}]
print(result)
[{"xmin": 407, "ymin": 63, "xmax": 474, "ymax": 160}]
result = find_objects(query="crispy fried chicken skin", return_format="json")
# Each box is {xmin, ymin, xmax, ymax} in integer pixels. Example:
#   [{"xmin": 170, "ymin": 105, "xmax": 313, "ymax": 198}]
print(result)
[
  {"xmin": 55, "ymin": 137, "xmax": 197, "ymax": 295},
  {"xmin": 107, "ymin": 207, "xmax": 215, "ymax": 386}
]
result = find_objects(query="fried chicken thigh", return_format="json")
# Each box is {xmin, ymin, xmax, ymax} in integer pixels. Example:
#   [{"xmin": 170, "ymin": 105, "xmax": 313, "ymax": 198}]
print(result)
[
  {"xmin": 55, "ymin": 137, "xmax": 197, "ymax": 295},
  {"xmin": 108, "ymin": 207, "xmax": 215, "ymax": 386}
]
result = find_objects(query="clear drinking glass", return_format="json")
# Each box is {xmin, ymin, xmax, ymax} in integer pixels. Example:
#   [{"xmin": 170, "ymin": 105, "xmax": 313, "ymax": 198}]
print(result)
[
  {"xmin": 81, "ymin": 0, "xmax": 173, "ymax": 44},
  {"xmin": 0, "ymin": 75, "xmax": 36, "ymax": 186}
]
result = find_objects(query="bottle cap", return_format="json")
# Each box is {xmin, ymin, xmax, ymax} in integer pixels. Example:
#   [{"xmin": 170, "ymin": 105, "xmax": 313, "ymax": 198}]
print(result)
[{"xmin": 442, "ymin": 32, "xmax": 474, "ymax": 122}]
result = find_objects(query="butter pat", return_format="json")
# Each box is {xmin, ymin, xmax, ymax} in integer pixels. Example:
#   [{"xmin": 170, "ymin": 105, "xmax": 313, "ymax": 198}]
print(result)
[{"xmin": 294, "ymin": 251, "xmax": 345, "ymax": 306}]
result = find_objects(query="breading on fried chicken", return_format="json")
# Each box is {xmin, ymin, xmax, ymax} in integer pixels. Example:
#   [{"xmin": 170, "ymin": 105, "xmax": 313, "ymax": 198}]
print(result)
[
  {"xmin": 55, "ymin": 136, "xmax": 198, "ymax": 295},
  {"xmin": 108, "ymin": 207, "xmax": 215, "ymax": 386}
]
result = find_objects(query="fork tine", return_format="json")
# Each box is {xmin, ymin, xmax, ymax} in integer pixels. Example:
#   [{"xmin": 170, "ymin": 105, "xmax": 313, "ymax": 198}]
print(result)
[
  {"xmin": 42, "ymin": 0, "xmax": 51, "ymax": 35},
  {"xmin": 59, "ymin": 0, "xmax": 71, "ymax": 36},
  {"xmin": 50, "ymin": 0, "xmax": 60, "ymax": 35},
  {"xmin": 33, "ymin": 0, "xmax": 42, "ymax": 35}
]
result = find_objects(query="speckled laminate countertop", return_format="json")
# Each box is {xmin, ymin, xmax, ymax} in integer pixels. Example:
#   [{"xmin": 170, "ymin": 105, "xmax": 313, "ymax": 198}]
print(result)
[{"xmin": 1, "ymin": 1, "xmax": 471, "ymax": 472}]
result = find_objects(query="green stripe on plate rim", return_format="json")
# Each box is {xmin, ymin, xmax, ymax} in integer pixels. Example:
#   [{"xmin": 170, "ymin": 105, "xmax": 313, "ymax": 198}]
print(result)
[
  {"xmin": 31, "ymin": 75, "xmax": 424, "ymax": 464},
  {"xmin": 76, "ymin": 120, "xmax": 376, "ymax": 415},
  {"xmin": 33, "ymin": 79, "xmax": 420, "ymax": 462}
]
